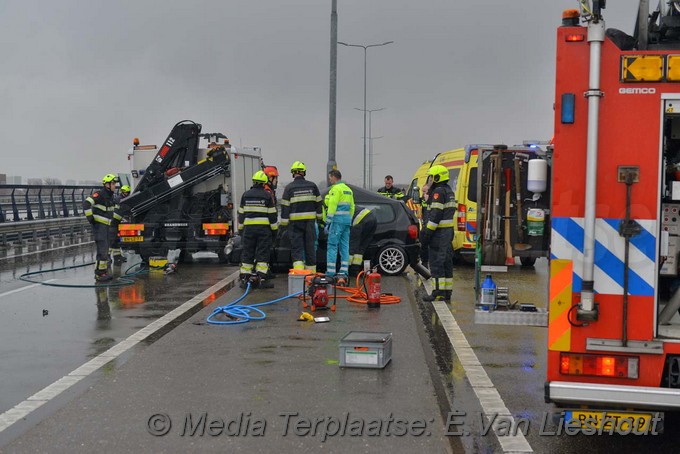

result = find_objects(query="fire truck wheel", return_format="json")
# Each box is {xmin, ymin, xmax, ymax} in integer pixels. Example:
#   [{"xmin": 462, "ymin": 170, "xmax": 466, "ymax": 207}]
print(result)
[
  {"xmin": 520, "ymin": 256, "xmax": 536, "ymax": 267},
  {"xmin": 377, "ymin": 244, "xmax": 408, "ymax": 276}
]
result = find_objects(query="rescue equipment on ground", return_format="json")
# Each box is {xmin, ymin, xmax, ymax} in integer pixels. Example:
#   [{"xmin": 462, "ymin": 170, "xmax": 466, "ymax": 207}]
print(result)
[
  {"xmin": 339, "ymin": 331, "xmax": 393, "ymax": 369},
  {"xmin": 366, "ymin": 270, "xmax": 381, "ymax": 308},
  {"xmin": 304, "ymin": 274, "xmax": 337, "ymax": 312}
]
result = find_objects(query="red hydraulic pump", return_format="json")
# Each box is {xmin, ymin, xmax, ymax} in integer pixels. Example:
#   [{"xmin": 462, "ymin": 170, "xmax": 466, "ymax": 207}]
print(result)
[
  {"xmin": 304, "ymin": 275, "xmax": 337, "ymax": 312},
  {"xmin": 366, "ymin": 270, "xmax": 381, "ymax": 309}
]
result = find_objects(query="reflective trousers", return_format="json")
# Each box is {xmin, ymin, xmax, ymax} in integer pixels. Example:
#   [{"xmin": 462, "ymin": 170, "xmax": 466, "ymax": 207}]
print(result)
[
  {"xmin": 92, "ymin": 223, "xmax": 110, "ymax": 276},
  {"xmin": 240, "ymin": 225, "xmax": 273, "ymax": 276},
  {"xmin": 327, "ymin": 222, "xmax": 350, "ymax": 276},
  {"xmin": 290, "ymin": 220, "xmax": 317, "ymax": 270},
  {"xmin": 429, "ymin": 228, "xmax": 454, "ymax": 293}
]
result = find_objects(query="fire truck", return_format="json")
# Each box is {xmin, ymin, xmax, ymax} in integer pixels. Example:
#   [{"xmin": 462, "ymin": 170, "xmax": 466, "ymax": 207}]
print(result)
[
  {"xmin": 118, "ymin": 120, "xmax": 263, "ymax": 263},
  {"xmin": 546, "ymin": 1, "xmax": 680, "ymax": 430}
]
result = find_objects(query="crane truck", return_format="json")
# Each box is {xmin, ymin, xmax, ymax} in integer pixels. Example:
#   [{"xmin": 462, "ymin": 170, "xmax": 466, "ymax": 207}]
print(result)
[
  {"xmin": 117, "ymin": 120, "xmax": 263, "ymax": 263},
  {"xmin": 546, "ymin": 1, "xmax": 680, "ymax": 432}
]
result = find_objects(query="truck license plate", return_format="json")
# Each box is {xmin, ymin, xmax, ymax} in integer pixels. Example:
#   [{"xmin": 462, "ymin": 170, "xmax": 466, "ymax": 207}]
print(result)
[
  {"xmin": 564, "ymin": 410, "xmax": 658, "ymax": 433},
  {"xmin": 121, "ymin": 236, "xmax": 144, "ymax": 243}
]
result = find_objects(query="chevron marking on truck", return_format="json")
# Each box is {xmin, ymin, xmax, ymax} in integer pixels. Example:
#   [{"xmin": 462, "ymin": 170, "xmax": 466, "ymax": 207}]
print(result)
[
  {"xmin": 549, "ymin": 259, "xmax": 572, "ymax": 352},
  {"xmin": 550, "ymin": 217, "xmax": 656, "ymax": 296}
]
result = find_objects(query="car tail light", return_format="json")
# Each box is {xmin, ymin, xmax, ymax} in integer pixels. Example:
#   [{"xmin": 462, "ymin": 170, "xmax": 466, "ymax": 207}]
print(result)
[
  {"xmin": 559, "ymin": 353, "xmax": 639, "ymax": 379},
  {"xmin": 408, "ymin": 225, "xmax": 418, "ymax": 239},
  {"xmin": 457, "ymin": 204, "xmax": 466, "ymax": 231},
  {"xmin": 119, "ymin": 224, "xmax": 144, "ymax": 236},
  {"xmin": 203, "ymin": 223, "xmax": 229, "ymax": 235}
]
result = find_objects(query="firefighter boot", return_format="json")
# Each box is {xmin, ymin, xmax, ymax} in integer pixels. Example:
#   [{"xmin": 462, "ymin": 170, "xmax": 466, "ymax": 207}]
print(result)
[
  {"xmin": 239, "ymin": 274, "xmax": 250, "ymax": 290},
  {"xmin": 258, "ymin": 273, "xmax": 274, "ymax": 289},
  {"xmin": 422, "ymin": 290, "xmax": 446, "ymax": 302},
  {"xmin": 95, "ymin": 260, "xmax": 113, "ymax": 282}
]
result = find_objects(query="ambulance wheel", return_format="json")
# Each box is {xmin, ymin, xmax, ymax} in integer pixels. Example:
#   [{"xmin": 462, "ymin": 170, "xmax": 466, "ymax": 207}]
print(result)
[
  {"xmin": 520, "ymin": 256, "xmax": 536, "ymax": 267},
  {"xmin": 377, "ymin": 244, "xmax": 408, "ymax": 276}
]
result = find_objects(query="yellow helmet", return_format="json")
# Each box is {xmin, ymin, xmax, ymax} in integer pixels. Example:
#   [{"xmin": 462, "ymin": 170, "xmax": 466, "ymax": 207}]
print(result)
[
  {"xmin": 428, "ymin": 165, "xmax": 449, "ymax": 183},
  {"xmin": 102, "ymin": 174, "xmax": 118, "ymax": 184},
  {"xmin": 291, "ymin": 161, "xmax": 307, "ymax": 174},
  {"xmin": 120, "ymin": 185, "xmax": 131, "ymax": 194},
  {"xmin": 252, "ymin": 170, "xmax": 268, "ymax": 184}
]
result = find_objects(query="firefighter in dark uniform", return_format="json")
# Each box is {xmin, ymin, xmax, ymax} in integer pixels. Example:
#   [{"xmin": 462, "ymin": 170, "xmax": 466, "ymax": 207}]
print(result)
[
  {"xmin": 377, "ymin": 175, "xmax": 405, "ymax": 199},
  {"xmin": 238, "ymin": 170, "xmax": 279, "ymax": 289},
  {"xmin": 419, "ymin": 182, "xmax": 431, "ymax": 268},
  {"xmin": 109, "ymin": 184, "xmax": 130, "ymax": 265},
  {"xmin": 263, "ymin": 166, "xmax": 279, "ymax": 206},
  {"xmin": 349, "ymin": 207, "xmax": 377, "ymax": 275},
  {"xmin": 84, "ymin": 174, "xmax": 119, "ymax": 282},
  {"xmin": 421, "ymin": 165, "xmax": 456, "ymax": 302},
  {"xmin": 280, "ymin": 161, "xmax": 323, "ymax": 271},
  {"xmin": 263, "ymin": 166, "xmax": 279, "ymax": 279}
]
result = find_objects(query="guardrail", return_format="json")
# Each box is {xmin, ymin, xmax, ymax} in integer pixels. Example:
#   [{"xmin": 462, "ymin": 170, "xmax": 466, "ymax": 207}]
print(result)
[
  {"xmin": 0, "ymin": 184, "xmax": 101, "ymax": 223},
  {"xmin": 0, "ymin": 217, "xmax": 91, "ymax": 247}
]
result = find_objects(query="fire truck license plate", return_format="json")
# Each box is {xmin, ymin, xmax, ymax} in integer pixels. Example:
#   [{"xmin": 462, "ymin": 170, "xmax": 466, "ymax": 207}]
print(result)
[
  {"xmin": 565, "ymin": 410, "xmax": 657, "ymax": 432},
  {"xmin": 121, "ymin": 236, "xmax": 144, "ymax": 243}
]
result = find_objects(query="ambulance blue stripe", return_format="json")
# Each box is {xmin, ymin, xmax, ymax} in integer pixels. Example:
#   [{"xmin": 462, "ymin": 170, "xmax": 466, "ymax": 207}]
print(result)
[{"xmin": 602, "ymin": 218, "xmax": 656, "ymax": 262}]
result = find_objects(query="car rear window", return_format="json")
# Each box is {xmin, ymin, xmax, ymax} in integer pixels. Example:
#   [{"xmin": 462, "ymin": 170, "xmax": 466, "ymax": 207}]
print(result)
[
  {"xmin": 357, "ymin": 203, "xmax": 395, "ymax": 224},
  {"xmin": 467, "ymin": 167, "xmax": 478, "ymax": 203}
]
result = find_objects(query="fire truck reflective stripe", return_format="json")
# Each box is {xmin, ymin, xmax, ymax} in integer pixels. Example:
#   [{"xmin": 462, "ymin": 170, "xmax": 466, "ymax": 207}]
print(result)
[
  {"xmin": 551, "ymin": 217, "xmax": 655, "ymax": 296},
  {"xmin": 603, "ymin": 218, "xmax": 656, "ymax": 262},
  {"xmin": 549, "ymin": 259, "xmax": 572, "ymax": 352}
]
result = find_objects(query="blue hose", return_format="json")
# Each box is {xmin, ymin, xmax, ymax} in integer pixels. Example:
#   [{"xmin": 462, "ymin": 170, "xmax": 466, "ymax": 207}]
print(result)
[{"xmin": 206, "ymin": 283, "xmax": 303, "ymax": 325}]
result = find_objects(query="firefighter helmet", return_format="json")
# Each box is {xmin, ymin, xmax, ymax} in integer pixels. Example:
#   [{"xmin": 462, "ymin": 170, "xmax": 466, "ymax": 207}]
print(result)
[
  {"xmin": 428, "ymin": 165, "xmax": 449, "ymax": 183},
  {"xmin": 290, "ymin": 161, "xmax": 307, "ymax": 174},
  {"xmin": 102, "ymin": 174, "xmax": 118, "ymax": 184},
  {"xmin": 252, "ymin": 170, "xmax": 268, "ymax": 184},
  {"xmin": 264, "ymin": 166, "xmax": 279, "ymax": 178},
  {"xmin": 120, "ymin": 185, "xmax": 131, "ymax": 195}
]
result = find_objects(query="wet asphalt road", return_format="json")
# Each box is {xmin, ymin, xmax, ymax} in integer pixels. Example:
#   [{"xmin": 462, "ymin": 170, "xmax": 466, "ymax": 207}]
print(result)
[
  {"xmin": 419, "ymin": 258, "xmax": 680, "ymax": 453},
  {"xmin": 3, "ymin": 242, "xmax": 680, "ymax": 453},
  {"xmin": 0, "ymin": 244, "xmax": 236, "ymax": 416}
]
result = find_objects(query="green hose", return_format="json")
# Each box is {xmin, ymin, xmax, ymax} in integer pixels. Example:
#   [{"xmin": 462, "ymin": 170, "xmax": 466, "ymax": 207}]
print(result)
[{"xmin": 18, "ymin": 261, "xmax": 165, "ymax": 288}]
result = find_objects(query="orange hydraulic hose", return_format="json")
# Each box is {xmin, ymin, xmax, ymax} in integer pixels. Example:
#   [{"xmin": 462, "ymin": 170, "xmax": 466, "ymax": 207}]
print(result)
[{"xmin": 296, "ymin": 271, "xmax": 401, "ymax": 305}]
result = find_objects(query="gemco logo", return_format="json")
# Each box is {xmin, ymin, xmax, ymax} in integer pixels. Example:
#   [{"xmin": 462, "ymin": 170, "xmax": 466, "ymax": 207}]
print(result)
[{"xmin": 619, "ymin": 87, "xmax": 657, "ymax": 94}]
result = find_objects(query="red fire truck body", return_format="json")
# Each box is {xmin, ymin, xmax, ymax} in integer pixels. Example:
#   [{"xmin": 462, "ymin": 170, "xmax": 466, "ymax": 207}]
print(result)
[{"xmin": 547, "ymin": 3, "xmax": 680, "ymax": 425}]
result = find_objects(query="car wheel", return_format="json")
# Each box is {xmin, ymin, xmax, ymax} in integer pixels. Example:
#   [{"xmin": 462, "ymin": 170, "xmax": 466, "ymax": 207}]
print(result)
[
  {"xmin": 376, "ymin": 244, "xmax": 408, "ymax": 276},
  {"xmin": 520, "ymin": 256, "xmax": 536, "ymax": 267}
]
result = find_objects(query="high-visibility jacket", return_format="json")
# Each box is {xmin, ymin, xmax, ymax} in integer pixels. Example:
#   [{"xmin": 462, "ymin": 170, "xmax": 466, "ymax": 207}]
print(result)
[
  {"xmin": 326, "ymin": 182, "xmax": 354, "ymax": 226},
  {"xmin": 238, "ymin": 184, "xmax": 278, "ymax": 231},
  {"xmin": 377, "ymin": 186, "xmax": 404, "ymax": 200},
  {"xmin": 280, "ymin": 176, "xmax": 323, "ymax": 226},
  {"xmin": 425, "ymin": 182, "xmax": 456, "ymax": 231},
  {"xmin": 83, "ymin": 187, "xmax": 119, "ymax": 226}
]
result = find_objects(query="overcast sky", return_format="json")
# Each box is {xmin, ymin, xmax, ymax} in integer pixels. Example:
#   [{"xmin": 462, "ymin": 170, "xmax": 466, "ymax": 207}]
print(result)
[{"xmin": 1, "ymin": 0, "xmax": 640, "ymax": 186}]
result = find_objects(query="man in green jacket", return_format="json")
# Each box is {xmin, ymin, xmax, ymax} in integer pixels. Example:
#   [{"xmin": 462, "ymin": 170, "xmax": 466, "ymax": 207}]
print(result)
[{"xmin": 325, "ymin": 169, "xmax": 354, "ymax": 285}]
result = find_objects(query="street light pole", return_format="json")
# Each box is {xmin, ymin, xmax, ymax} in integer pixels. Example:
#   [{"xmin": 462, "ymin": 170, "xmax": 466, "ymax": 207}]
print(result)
[
  {"xmin": 355, "ymin": 107, "xmax": 384, "ymax": 190},
  {"xmin": 327, "ymin": 0, "xmax": 338, "ymax": 187},
  {"xmin": 369, "ymin": 136, "xmax": 383, "ymax": 190},
  {"xmin": 338, "ymin": 40, "xmax": 393, "ymax": 188}
]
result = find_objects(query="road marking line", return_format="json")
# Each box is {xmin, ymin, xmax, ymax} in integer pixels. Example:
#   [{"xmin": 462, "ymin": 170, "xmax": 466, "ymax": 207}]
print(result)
[
  {"xmin": 0, "ymin": 270, "xmax": 240, "ymax": 434},
  {"xmin": 432, "ymin": 301, "xmax": 534, "ymax": 453},
  {"xmin": 0, "ymin": 280, "xmax": 57, "ymax": 299}
]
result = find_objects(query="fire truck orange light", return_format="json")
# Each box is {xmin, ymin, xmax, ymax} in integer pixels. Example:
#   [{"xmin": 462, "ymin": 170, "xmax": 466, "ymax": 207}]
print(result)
[
  {"xmin": 562, "ymin": 9, "xmax": 579, "ymax": 19},
  {"xmin": 565, "ymin": 34, "xmax": 585, "ymax": 42}
]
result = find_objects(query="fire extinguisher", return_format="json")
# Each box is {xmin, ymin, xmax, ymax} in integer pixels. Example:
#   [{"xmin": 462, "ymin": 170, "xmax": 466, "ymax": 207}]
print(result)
[{"xmin": 366, "ymin": 271, "xmax": 381, "ymax": 309}]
